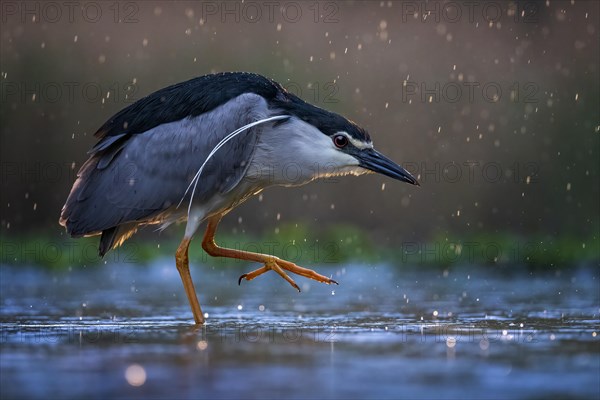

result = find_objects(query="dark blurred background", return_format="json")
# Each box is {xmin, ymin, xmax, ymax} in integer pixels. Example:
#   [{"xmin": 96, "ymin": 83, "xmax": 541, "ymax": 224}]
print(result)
[{"xmin": 1, "ymin": 1, "xmax": 598, "ymax": 262}]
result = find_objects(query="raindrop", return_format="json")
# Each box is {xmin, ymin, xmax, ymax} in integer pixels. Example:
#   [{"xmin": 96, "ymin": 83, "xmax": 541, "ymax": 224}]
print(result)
[{"xmin": 446, "ymin": 337, "xmax": 456, "ymax": 348}]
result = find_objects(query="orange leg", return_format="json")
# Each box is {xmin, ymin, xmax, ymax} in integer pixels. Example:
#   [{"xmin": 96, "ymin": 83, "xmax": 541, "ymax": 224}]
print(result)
[
  {"xmin": 175, "ymin": 237, "xmax": 204, "ymax": 324},
  {"xmin": 201, "ymin": 215, "xmax": 338, "ymax": 291}
]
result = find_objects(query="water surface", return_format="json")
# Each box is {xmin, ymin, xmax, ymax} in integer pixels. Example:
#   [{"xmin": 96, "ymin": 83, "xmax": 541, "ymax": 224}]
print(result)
[{"xmin": 1, "ymin": 261, "xmax": 598, "ymax": 399}]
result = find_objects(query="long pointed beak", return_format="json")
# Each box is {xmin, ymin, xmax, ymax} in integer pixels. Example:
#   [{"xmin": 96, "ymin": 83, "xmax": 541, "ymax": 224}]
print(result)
[{"xmin": 356, "ymin": 148, "xmax": 420, "ymax": 185}]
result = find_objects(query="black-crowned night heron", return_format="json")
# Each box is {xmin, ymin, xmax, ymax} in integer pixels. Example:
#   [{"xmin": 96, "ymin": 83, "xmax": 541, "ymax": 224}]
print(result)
[{"xmin": 60, "ymin": 72, "xmax": 419, "ymax": 324}]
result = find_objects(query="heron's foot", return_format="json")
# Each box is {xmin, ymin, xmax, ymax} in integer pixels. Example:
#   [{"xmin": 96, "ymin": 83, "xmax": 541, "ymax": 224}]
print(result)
[{"xmin": 238, "ymin": 257, "xmax": 338, "ymax": 292}]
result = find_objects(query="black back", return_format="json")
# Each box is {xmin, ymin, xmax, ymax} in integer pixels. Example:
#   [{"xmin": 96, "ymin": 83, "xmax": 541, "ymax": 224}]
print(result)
[
  {"xmin": 94, "ymin": 71, "xmax": 370, "ymax": 143},
  {"xmin": 95, "ymin": 72, "xmax": 282, "ymax": 139}
]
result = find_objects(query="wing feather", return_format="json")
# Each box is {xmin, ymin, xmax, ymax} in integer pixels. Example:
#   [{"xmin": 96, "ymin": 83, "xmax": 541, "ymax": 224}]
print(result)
[{"xmin": 60, "ymin": 93, "xmax": 271, "ymax": 237}]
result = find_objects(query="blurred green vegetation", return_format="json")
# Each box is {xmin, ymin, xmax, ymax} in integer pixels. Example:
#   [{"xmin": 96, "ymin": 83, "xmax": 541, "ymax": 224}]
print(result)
[{"xmin": 2, "ymin": 223, "xmax": 597, "ymax": 270}]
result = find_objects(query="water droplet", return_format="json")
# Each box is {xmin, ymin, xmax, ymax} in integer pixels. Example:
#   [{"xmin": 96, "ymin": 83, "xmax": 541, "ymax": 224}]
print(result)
[
  {"xmin": 125, "ymin": 364, "xmax": 146, "ymax": 386},
  {"xmin": 196, "ymin": 340, "xmax": 208, "ymax": 350}
]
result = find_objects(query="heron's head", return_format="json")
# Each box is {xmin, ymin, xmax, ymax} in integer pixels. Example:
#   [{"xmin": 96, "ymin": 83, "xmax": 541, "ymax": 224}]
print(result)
[{"xmin": 269, "ymin": 93, "xmax": 420, "ymax": 186}]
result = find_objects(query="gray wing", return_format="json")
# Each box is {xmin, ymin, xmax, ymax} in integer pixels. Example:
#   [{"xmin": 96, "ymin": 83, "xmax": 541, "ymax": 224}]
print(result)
[{"xmin": 60, "ymin": 93, "xmax": 272, "ymax": 240}]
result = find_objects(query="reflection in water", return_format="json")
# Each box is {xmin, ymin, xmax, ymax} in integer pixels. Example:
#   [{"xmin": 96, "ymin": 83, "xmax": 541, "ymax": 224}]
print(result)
[{"xmin": 1, "ymin": 261, "xmax": 598, "ymax": 399}]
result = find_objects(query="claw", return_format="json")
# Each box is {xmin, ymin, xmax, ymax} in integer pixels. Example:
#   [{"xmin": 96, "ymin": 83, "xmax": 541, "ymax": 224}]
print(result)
[
  {"xmin": 330, "ymin": 279, "xmax": 339, "ymax": 285},
  {"xmin": 238, "ymin": 274, "xmax": 248, "ymax": 285}
]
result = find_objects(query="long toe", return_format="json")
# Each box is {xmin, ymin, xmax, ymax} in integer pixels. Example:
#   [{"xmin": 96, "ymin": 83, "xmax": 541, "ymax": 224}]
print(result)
[
  {"xmin": 236, "ymin": 258, "xmax": 337, "ymax": 290},
  {"xmin": 277, "ymin": 259, "xmax": 339, "ymax": 285}
]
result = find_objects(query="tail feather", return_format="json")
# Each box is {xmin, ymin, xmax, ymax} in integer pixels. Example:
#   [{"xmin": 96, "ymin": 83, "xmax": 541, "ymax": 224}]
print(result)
[{"xmin": 99, "ymin": 223, "xmax": 138, "ymax": 257}]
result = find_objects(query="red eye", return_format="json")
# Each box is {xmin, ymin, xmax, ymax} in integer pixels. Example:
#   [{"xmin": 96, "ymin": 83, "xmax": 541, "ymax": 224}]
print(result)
[{"xmin": 333, "ymin": 134, "xmax": 348, "ymax": 148}]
